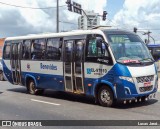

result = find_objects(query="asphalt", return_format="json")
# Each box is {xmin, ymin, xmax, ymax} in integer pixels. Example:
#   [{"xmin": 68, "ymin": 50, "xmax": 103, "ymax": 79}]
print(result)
[{"xmin": 0, "ymin": 81, "xmax": 160, "ymax": 129}]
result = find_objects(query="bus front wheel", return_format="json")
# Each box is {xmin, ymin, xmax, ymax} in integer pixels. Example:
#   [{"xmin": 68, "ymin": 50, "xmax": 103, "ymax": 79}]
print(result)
[
  {"xmin": 28, "ymin": 80, "xmax": 44, "ymax": 95},
  {"xmin": 98, "ymin": 86, "xmax": 114, "ymax": 107}
]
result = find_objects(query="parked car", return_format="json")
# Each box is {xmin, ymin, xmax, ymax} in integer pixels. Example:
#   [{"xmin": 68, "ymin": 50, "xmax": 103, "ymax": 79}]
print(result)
[{"xmin": 0, "ymin": 58, "xmax": 5, "ymax": 81}]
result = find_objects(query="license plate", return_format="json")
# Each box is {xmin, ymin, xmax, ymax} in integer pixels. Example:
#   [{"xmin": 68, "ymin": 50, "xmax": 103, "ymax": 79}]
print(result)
[{"xmin": 144, "ymin": 82, "xmax": 151, "ymax": 87}]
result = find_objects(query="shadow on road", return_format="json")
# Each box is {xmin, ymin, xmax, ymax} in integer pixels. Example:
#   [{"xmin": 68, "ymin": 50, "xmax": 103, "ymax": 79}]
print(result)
[
  {"xmin": 7, "ymin": 87, "xmax": 96, "ymax": 105},
  {"xmin": 7, "ymin": 87, "xmax": 158, "ymax": 109}
]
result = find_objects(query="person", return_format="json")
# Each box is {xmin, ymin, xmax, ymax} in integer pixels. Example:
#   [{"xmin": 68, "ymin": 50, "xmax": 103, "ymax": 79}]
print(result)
[
  {"xmin": 24, "ymin": 50, "xmax": 29, "ymax": 59},
  {"xmin": 31, "ymin": 40, "xmax": 36, "ymax": 60},
  {"xmin": 40, "ymin": 40, "xmax": 45, "ymax": 59}
]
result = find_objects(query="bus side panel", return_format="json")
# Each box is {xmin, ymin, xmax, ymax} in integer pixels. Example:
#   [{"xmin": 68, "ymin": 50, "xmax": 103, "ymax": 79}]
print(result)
[
  {"xmin": 83, "ymin": 78, "xmax": 116, "ymax": 97},
  {"xmin": 22, "ymin": 72, "xmax": 64, "ymax": 90},
  {"xmin": 21, "ymin": 61, "xmax": 64, "ymax": 91},
  {"xmin": 2, "ymin": 60, "xmax": 13, "ymax": 84},
  {"xmin": 83, "ymin": 63, "xmax": 116, "ymax": 96},
  {"xmin": 83, "ymin": 63, "xmax": 137, "ymax": 99}
]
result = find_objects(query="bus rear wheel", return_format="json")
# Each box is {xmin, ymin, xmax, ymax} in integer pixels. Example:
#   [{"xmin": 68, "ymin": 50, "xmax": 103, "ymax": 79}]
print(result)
[
  {"xmin": 28, "ymin": 80, "xmax": 44, "ymax": 95},
  {"xmin": 98, "ymin": 86, "xmax": 114, "ymax": 107}
]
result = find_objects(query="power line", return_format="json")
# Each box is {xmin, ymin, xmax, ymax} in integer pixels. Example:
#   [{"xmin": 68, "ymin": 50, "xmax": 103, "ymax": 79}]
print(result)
[
  {"xmin": 59, "ymin": 21, "xmax": 78, "ymax": 25},
  {"xmin": 127, "ymin": 28, "xmax": 160, "ymax": 32},
  {"xmin": 106, "ymin": 18, "xmax": 133, "ymax": 31},
  {"xmin": 0, "ymin": 1, "xmax": 66, "ymax": 9},
  {"xmin": 106, "ymin": 18, "xmax": 160, "ymax": 32},
  {"xmin": 126, "ymin": 28, "xmax": 160, "ymax": 30},
  {"xmin": 106, "ymin": 18, "xmax": 118, "ymax": 27}
]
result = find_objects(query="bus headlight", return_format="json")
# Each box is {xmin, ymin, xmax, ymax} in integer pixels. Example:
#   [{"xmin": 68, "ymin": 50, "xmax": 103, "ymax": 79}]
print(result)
[{"xmin": 119, "ymin": 76, "xmax": 134, "ymax": 83}]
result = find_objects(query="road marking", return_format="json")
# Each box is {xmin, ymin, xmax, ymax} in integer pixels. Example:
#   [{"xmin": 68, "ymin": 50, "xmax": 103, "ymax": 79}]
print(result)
[{"xmin": 31, "ymin": 99, "xmax": 60, "ymax": 106}]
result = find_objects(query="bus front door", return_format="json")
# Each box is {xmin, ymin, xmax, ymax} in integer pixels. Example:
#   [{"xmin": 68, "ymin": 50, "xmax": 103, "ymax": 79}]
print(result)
[
  {"xmin": 64, "ymin": 40, "xmax": 85, "ymax": 94},
  {"xmin": 11, "ymin": 43, "xmax": 21, "ymax": 85}
]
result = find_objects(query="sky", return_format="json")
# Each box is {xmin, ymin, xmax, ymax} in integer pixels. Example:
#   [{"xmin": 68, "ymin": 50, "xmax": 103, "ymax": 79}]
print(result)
[{"xmin": 0, "ymin": 0, "xmax": 160, "ymax": 43}]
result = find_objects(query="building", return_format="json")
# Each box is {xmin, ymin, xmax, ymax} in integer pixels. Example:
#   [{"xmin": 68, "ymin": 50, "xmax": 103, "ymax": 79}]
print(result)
[
  {"xmin": 78, "ymin": 10, "xmax": 100, "ymax": 30},
  {"xmin": 0, "ymin": 38, "xmax": 5, "ymax": 58}
]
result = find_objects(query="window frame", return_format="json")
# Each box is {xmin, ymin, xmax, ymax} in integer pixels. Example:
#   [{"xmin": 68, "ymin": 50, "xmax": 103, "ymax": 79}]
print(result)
[
  {"xmin": 85, "ymin": 34, "xmax": 112, "ymax": 64},
  {"xmin": 31, "ymin": 38, "xmax": 46, "ymax": 61},
  {"xmin": 21, "ymin": 40, "xmax": 31, "ymax": 60},
  {"xmin": 45, "ymin": 37, "xmax": 62, "ymax": 61},
  {"xmin": 63, "ymin": 35, "xmax": 86, "ymax": 62},
  {"xmin": 3, "ymin": 41, "xmax": 11, "ymax": 60}
]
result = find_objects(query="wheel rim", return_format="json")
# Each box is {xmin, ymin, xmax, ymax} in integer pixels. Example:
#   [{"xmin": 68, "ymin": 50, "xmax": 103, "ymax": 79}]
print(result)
[
  {"xmin": 100, "ymin": 89, "xmax": 111, "ymax": 103},
  {"xmin": 29, "ymin": 82, "xmax": 35, "ymax": 94}
]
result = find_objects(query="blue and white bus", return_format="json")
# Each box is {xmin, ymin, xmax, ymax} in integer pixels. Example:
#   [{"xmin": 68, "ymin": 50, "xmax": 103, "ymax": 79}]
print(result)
[
  {"xmin": 2, "ymin": 28, "xmax": 158, "ymax": 107},
  {"xmin": 147, "ymin": 44, "xmax": 160, "ymax": 71}
]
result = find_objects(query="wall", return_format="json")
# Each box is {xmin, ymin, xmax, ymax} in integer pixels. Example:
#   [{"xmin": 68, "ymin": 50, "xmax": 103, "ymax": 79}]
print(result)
[{"xmin": 0, "ymin": 38, "xmax": 5, "ymax": 58}]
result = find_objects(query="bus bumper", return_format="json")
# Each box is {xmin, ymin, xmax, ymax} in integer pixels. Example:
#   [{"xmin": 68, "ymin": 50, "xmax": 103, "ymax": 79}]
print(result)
[
  {"xmin": 114, "ymin": 76, "xmax": 158, "ymax": 101},
  {"xmin": 116, "ymin": 87, "xmax": 157, "ymax": 102}
]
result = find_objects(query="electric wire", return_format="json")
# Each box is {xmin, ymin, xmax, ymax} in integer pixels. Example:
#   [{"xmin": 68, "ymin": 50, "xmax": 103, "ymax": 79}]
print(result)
[{"xmin": 0, "ymin": 1, "xmax": 66, "ymax": 9}]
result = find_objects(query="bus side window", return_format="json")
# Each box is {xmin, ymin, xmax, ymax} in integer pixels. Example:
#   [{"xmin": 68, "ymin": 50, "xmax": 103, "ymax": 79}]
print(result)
[
  {"xmin": 46, "ymin": 38, "xmax": 61, "ymax": 61},
  {"xmin": 22, "ymin": 40, "xmax": 31, "ymax": 60},
  {"xmin": 86, "ymin": 35, "xmax": 112, "ymax": 64},
  {"xmin": 87, "ymin": 37, "xmax": 109, "ymax": 57},
  {"xmin": 3, "ymin": 42, "xmax": 11, "ymax": 59},
  {"xmin": 31, "ymin": 39, "xmax": 46, "ymax": 60}
]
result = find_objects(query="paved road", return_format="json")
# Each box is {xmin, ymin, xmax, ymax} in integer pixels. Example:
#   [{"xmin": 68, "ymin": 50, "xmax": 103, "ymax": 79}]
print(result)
[{"xmin": 0, "ymin": 81, "xmax": 160, "ymax": 129}]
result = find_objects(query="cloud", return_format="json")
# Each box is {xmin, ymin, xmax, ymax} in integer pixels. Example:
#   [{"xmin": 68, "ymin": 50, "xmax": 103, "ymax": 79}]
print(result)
[
  {"xmin": 0, "ymin": 9, "xmax": 37, "ymax": 37},
  {"xmin": 112, "ymin": 0, "xmax": 160, "ymax": 42},
  {"xmin": 0, "ymin": 0, "xmax": 107, "ymax": 37}
]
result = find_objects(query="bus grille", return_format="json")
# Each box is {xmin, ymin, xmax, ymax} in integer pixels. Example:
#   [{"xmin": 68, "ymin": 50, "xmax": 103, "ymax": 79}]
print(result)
[
  {"xmin": 139, "ymin": 86, "xmax": 153, "ymax": 92},
  {"xmin": 136, "ymin": 75, "xmax": 154, "ymax": 83}
]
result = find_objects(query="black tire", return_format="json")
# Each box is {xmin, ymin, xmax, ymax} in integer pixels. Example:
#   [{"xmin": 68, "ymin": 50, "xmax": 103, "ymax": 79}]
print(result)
[
  {"xmin": 36, "ymin": 89, "xmax": 44, "ymax": 95},
  {"xmin": 27, "ymin": 80, "xmax": 44, "ymax": 95},
  {"xmin": 0, "ymin": 71, "xmax": 4, "ymax": 81},
  {"xmin": 98, "ymin": 86, "xmax": 114, "ymax": 107}
]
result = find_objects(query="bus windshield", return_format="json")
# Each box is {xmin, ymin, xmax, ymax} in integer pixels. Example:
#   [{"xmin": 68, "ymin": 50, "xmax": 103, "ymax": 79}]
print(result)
[{"xmin": 106, "ymin": 33, "xmax": 154, "ymax": 64}]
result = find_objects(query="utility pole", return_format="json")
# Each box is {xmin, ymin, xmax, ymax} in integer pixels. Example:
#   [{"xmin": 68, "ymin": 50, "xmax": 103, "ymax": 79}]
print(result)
[
  {"xmin": 143, "ymin": 31, "xmax": 152, "ymax": 44},
  {"xmin": 56, "ymin": 0, "xmax": 59, "ymax": 33}
]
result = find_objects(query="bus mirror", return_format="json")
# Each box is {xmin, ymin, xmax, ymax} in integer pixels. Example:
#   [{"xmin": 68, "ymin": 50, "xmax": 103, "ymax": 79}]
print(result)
[
  {"xmin": 96, "ymin": 38, "xmax": 103, "ymax": 48},
  {"xmin": 96, "ymin": 37, "xmax": 108, "ymax": 48},
  {"xmin": 144, "ymin": 39, "xmax": 148, "ymax": 44},
  {"xmin": 96, "ymin": 38, "xmax": 107, "ymax": 57}
]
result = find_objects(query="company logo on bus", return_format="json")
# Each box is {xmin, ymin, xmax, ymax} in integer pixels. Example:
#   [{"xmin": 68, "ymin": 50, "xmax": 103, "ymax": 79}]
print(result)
[
  {"xmin": 40, "ymin": 63, "xmax": 57, "ymax": 70},
  {"xmin": 87, "ymin": 68, "xmax": 107, "ymax": 75},
  {"xmin": 27, "ymin": 63, "xmax": 31, "ymax": 71}
]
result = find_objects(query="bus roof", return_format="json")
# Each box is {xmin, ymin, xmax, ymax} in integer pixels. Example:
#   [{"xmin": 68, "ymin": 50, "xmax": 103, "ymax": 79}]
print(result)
[
  {"xmin": 5, "ymin": 28, "xmax": 136, "ymax": 41},
  {"xmin": 5, "ymin": 29, "xmax": 101, "ymax": 41}
]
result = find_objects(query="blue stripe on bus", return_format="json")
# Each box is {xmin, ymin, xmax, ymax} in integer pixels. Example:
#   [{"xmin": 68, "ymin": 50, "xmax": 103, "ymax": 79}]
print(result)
[
  {"xmin": 22, "ymin": 72, "xmax": 64, "ymax": 91},
  {"xmin": 3, "ymin": 60, "xmax": 157, "ymax": 100},
  {"xmin": 2, "ymin": 60, "xmax": 13, "ymax": 83}
]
